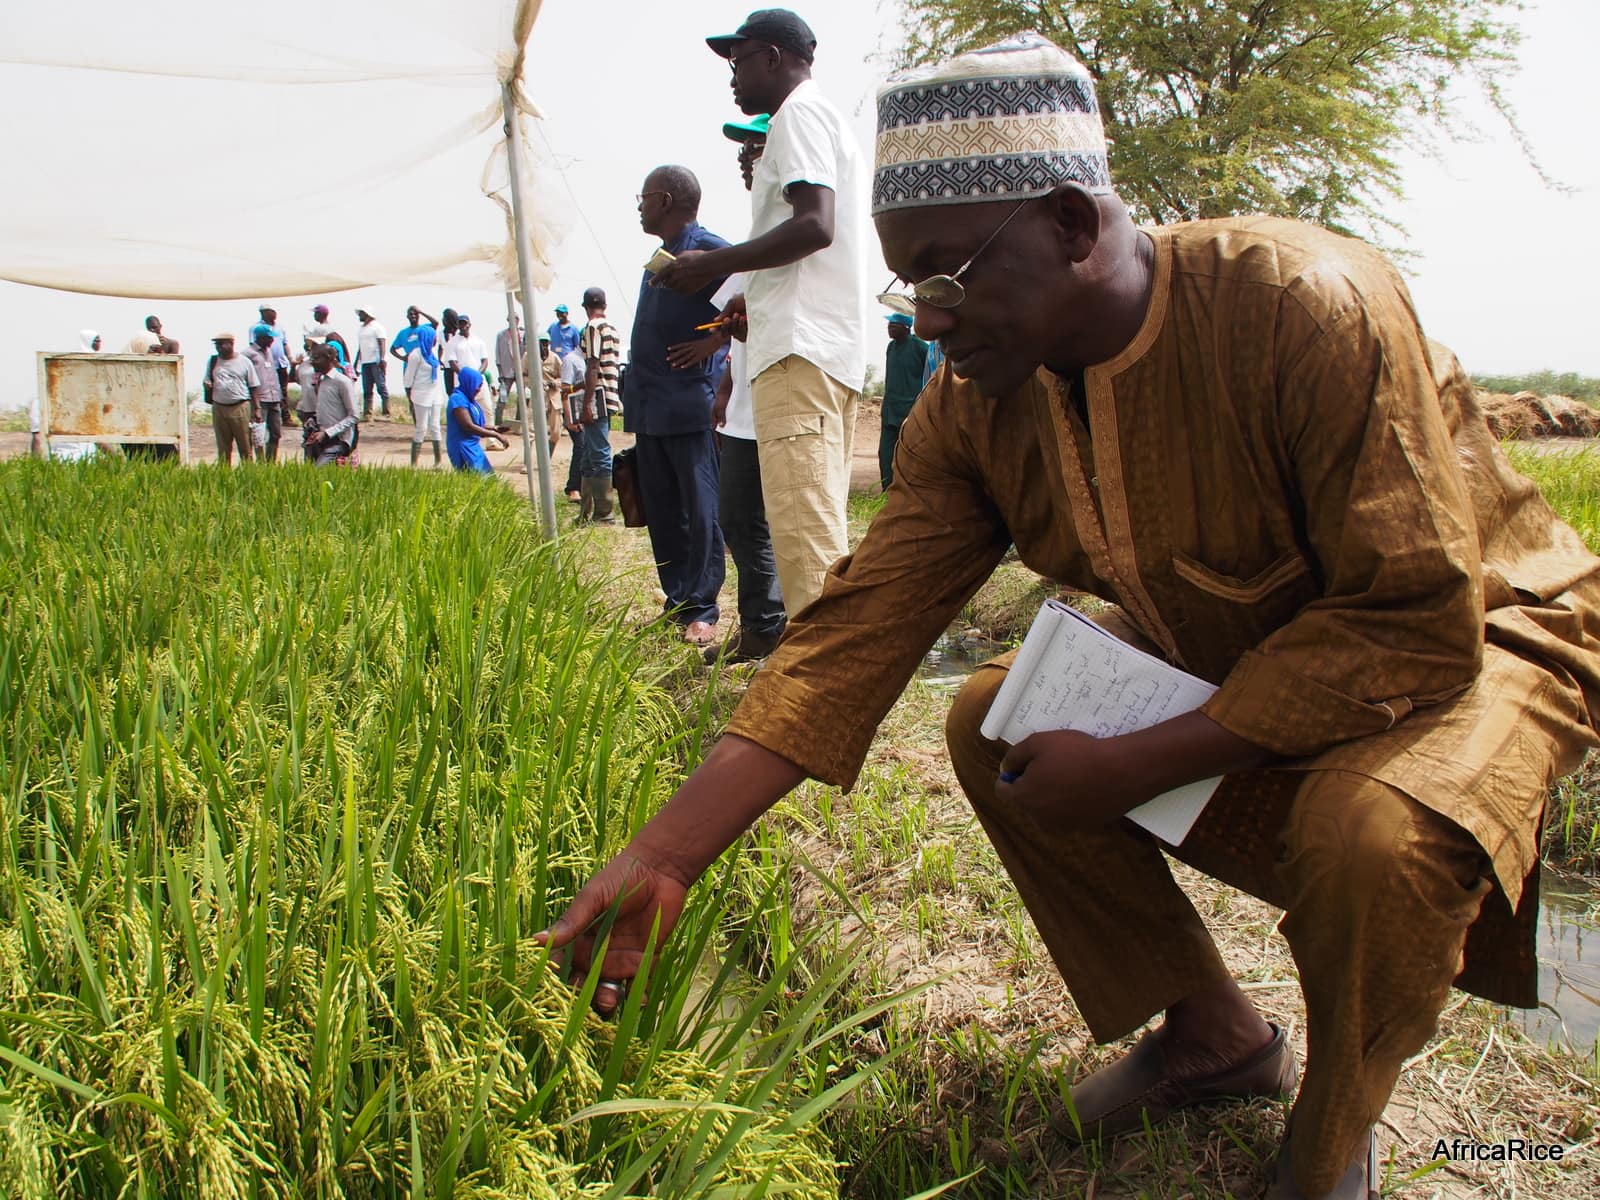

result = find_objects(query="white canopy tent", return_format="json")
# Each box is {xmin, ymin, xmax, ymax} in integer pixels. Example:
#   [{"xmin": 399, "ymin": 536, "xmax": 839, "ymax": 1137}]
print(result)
[{"xmin": 0, "ymin": 0, "xmax": 561, "ymax": 535}]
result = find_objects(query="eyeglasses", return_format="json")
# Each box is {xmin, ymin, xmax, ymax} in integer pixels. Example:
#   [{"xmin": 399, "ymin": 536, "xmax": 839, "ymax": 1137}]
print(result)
[
  {"xmin": 879, "ymin": 198, "xmax": 1032, "ymax": 315},
  {"xmin": 875, "ymin": 282, "xmax": 916, "ymax": 319},
  {"xmin": 634, "ymin": 190, "xmax": 670, "ymax": 204},
  {"xmin": 728, "ymin": 44, "xmax": 776, "ymax": 74}
]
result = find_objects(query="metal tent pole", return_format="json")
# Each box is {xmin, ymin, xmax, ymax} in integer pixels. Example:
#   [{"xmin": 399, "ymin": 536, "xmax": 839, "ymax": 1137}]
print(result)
[{"xmin": 501, "ymin": 79, "xmax": 557, "ymax": 541}]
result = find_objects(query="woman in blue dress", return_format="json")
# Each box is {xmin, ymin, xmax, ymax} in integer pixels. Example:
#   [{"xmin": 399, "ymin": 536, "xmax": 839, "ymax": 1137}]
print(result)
[{"xmin": 445, "ymin": 366, "xmax": 508, "ymax": 473}]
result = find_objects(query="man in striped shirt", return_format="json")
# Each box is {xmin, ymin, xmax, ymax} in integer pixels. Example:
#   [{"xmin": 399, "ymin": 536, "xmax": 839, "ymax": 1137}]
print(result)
[{"xmin": 575, "ymin": 287, "xmax": 622, "ymax": 523}]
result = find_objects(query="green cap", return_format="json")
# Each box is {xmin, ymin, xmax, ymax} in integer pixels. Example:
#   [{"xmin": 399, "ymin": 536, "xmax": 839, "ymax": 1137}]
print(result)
[{"xmin": 722, "ymin": 113, "xmax": 771, "ymax": 142}]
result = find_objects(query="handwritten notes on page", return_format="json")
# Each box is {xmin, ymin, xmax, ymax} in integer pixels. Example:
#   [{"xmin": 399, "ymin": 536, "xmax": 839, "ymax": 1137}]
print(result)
[{"xmin": 980, "ymin": 600, "xmax": 1221, "ymax": 845}]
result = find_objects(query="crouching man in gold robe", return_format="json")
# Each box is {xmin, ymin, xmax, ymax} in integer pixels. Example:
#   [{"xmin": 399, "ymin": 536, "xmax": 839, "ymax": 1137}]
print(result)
[{"xmin": 542, "ymin": 30, "xmax": 1600, "ymax": 1200}]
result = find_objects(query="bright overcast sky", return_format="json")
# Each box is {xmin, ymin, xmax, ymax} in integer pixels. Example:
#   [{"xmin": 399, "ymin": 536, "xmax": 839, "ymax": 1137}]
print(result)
[{"xmin": 1, "ymin": 0, "xmax": 1594, "ymax": 414}]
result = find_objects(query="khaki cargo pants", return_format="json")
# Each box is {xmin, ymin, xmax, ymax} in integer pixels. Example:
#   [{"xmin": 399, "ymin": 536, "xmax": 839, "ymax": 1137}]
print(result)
[
  {"xmin": 751, "ymin": 355, "xmax": 859, "ymax": 615},
  {"xmin": 213, "ymin": 401, "xmax": 253, "ymax": 465}
]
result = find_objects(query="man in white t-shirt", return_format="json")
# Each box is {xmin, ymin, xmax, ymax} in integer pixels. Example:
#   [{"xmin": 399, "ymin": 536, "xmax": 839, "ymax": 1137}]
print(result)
[
  {"xmin": 656, "ymin": 8, "xmax": 869, "ymax": 616},
  {"xmin": 302, "ymin": 304, "xmax": 333, "ymax": 341},
  {"xmin": 697, "ymin": 113, "xmax": 787, "ymax": 664},
  {"xmin": 354, "ymin": 308, "xmax": 390, "ymax": 419},
  {"xmin": 443, "ymin": 314, "xmax": 489, "ymax": 389}
]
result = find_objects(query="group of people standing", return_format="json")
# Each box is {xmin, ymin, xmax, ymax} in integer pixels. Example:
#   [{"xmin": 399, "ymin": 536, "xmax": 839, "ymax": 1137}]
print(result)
[
  {"xmin": 178, "ymin": 302, "xmax": 524, "ymax": 470},
  {"xmin": 601, "ymin": 9, "xmax": 941, "ymax": 662},
  {"xmin": 611, "ymin": 8, "xmax": 874, "ymax": 661},
  {"xmin": 54, "ymin": 302, "xmax": 510, "ymax": 469}
]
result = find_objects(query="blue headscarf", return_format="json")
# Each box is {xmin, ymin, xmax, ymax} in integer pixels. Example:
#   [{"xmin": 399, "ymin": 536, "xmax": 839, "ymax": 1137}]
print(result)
[
  {"xmin": 417, "ymin": 324, "xmax": 440, "ymax": 380},
  {"xmin": 454, "ymin": 365, "xmax": 484, "ymax": 403}
]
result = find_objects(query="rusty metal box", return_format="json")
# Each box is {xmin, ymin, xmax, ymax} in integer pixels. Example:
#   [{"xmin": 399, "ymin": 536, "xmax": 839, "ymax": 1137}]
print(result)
[{"xmin": 37, "ymin": 353, "xmax": 189, "ymax": 462}]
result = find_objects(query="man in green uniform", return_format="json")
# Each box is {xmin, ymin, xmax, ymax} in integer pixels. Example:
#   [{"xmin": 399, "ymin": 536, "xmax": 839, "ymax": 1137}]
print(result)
[{"xmin": 878, "ymin": 311, "xmax": 928, "ymax": 489}]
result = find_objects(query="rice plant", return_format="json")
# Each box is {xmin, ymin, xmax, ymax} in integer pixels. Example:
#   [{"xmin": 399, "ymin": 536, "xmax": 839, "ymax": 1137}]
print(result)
[
  {"xmin": 1506, "ymin": 444, "xmax": 1600, "ymax": 555},
  {"xmin": 0, "ymin": 458, "xmax": 894, "ymax": 1199}
]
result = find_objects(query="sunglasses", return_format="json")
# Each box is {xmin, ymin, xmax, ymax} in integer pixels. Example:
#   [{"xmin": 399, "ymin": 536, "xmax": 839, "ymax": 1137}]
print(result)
[
  {"xmin": 876, "ymin": 198, "xmax": 1032, "ymax": 317},
  {"xmin": 728, "ymin": 44, "xmax": 776, "ymax": 74}
]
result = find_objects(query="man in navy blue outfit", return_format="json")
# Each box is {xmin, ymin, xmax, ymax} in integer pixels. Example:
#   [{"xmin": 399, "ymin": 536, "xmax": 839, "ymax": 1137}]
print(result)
[{"xmin": 632, "ymin": 165, "xmax": 730, "ymax": 647}]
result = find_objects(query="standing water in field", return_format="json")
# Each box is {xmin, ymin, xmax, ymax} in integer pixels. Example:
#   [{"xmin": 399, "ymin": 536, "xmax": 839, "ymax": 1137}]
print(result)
[
  {"xmin": 1522, "ymin": 871, "xmax": 1600, "ymax": 1050},
  {"xmin": 916, "ymin": 631, "xmax": 1006, "ymax": 690}
]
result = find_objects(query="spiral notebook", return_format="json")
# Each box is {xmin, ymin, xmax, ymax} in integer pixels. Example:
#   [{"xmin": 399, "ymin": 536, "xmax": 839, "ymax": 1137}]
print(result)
[{"xmin": 979, "ymin": 600, "xmax": 1221, "ymax": 845}]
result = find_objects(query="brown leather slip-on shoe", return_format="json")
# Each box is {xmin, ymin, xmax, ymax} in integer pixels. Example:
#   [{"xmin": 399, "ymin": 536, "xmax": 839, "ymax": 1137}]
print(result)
[
  {"xmin": 1265, "ymin": 1125, "xmax": 1378, "ymax": 1200},
  {"xmin": 1053, "ymin": 1022, "xmax": 1298, "ymax": 1141}
]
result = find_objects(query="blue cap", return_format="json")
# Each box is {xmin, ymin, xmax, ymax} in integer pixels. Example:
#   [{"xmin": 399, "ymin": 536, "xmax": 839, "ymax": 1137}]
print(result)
[
  {"xmin": 250, "ymin": 323, "xmax": 275, "ymax": 341},
  {"xmin": 887, "ymin": 313, "xmax": 914, "ymax": 327},
  {"xmin": 554, "ymin": 304, "xmax": 569, "ymax": 314}
]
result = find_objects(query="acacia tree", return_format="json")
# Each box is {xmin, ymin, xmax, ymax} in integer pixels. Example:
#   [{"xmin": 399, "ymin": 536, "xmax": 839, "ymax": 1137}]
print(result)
[{"xmin": 895, "ymin": 0, "xmax": 1525, "ymax": 233}]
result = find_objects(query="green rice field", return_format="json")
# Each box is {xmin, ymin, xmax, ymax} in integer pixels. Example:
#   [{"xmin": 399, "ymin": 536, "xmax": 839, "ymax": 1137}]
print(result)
[
  {"xmin": 1508, "ymin": 444, "xmax": 1600, "ymax": 554},
  {"xmin": 0, "ymin": 459, "xmax": 895, "ymax": 1199},
  {"xmin": 4, "ymin": 444, "xmax": 1600, "ymax": 1199}
]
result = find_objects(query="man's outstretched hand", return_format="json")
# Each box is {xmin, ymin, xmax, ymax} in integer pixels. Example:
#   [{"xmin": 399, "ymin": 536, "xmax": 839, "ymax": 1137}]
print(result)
[
  {"xmin": 536, "ymin": 851, "xmax": 690, "ymax": 1016},
  {"xmin": 652, "ymin": 249, "xmax": 721, "ymax": 295},
  {"xmin": 536, "ymin": 734, "xmax": 812, "ymax": 1017}
]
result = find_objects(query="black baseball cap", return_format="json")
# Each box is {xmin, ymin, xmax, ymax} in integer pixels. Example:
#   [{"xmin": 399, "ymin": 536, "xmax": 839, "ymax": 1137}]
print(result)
[
  {"xmin": 707, "ymin": 9, "xmax": 816, "ymax": 63},
  {"xmin": 582, "ymin": 287, "xmax": 606, "ymax": 308}
]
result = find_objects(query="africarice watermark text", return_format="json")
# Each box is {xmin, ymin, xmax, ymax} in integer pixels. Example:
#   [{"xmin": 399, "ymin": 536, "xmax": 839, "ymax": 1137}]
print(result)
[{"xmin": 1432, "ymin": 1138, "xmax": 1566, "ymax": 1162}]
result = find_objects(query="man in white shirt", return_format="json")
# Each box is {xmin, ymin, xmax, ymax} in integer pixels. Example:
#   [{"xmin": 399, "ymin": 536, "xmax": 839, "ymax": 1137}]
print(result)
[
  {"xmin": 303, "ymin": 304, "xmax": 333, "ymax": 340},
  {"xmin": 444, "ymin": 314, "xmax": 489, "ymax": 390},
  {"xmin": 658, "ymin": 8, "xmax": 869, "ymax": 615},
  {"xmin": 695, "ymin": 113, "xmax": 786, "ymax": 664},
  {"xmin": 354, "ymin": 308, "xmax": 390, "ymax": 419}
]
